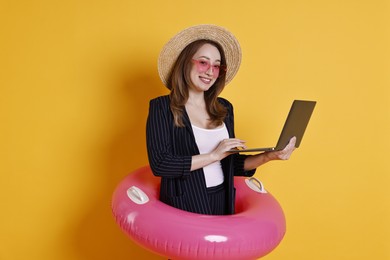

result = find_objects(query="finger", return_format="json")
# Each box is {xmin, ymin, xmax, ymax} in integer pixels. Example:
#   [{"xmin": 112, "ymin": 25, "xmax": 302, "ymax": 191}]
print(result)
[
  {"xmin": 289, "ymin": 136, "xmax": 297, "ymax": 146},
  {"xmin": 228, "ymin": 143, "xmax": 247, "ymax": 151},
  {"xmin": 225, "ymin": 138, "xmax": 246, "ymax": 144},
  {"xmin": 225, "ymin": 144, "xmax": 247, "ymax": 153},
  {"xmin": 283, "ymin": 137, "xmax": 296, "ymax": 151},
  {"xmin": 223, "ymin": 139, "xmax": 246, "ymax": 148}
]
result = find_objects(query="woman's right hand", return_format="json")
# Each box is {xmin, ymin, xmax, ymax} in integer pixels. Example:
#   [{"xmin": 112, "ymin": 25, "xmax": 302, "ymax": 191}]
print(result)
[
  {"xmin": 190, "ymin": 138, "xmax": 245, "ymax": 171},
  {"xmin": 210, "ymin": 138, "xmax": 246, "ymax": 161}
]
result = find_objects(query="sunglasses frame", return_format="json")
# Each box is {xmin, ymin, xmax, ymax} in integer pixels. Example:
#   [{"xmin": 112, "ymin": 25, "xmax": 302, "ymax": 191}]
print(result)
[{"xmin": 191, "ymin": 59, "xmax": 227, "ymax": 78}]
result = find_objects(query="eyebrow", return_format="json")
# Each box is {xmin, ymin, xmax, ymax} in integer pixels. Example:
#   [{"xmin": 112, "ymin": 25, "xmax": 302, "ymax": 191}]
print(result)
[{"xmin": 195, "ymin": 56, "xmax": 221, "ymax": 63}]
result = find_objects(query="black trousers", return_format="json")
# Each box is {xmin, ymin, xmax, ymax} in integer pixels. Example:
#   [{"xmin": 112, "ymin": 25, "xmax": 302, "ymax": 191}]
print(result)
[{"xmin": 206, "ymin": 183, "xmax": 227, "ymax": 215}]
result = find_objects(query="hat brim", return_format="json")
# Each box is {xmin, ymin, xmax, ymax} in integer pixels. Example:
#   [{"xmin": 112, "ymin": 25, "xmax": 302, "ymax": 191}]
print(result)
[{"xmin": 158, "ymin": 24, "xmax": 241, "ymax": 87}]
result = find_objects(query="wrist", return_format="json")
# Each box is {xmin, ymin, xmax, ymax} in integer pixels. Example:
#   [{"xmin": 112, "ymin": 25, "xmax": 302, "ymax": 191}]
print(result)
[
  {"xmin": 263, "ymin": 152, "xmax": 273, "ymax": 162},
  {"xmin": 209, "ymin": 152, "xmax": 220, "ymax": 162}
]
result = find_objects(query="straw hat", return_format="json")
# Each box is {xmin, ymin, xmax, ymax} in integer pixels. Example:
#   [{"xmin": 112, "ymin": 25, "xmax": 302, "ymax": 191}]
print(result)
[{"xmin": 158, "ymin": 24, "xmax": 242, "ymax": 87}]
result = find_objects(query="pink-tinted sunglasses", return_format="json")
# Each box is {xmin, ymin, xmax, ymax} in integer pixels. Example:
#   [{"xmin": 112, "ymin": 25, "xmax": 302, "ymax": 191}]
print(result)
[{"xmin": 191, "ymin": 59, "xmax": 227, "ymax": 78}]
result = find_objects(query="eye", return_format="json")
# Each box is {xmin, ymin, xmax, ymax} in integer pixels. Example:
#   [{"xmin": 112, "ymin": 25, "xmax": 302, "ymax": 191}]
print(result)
[
  {"xmin": 198, "ymin": 60, "xmax": 209, "ymax": 66},
  {"xmin": 212, "ymin": 64, "xmax": 221, "ymax": 70}
]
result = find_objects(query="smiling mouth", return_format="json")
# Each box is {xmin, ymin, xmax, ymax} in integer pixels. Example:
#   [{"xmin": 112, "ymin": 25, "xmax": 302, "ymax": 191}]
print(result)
[{"xmin": 199, "ymin": 76, "xmax": 212, "ymax": 84}]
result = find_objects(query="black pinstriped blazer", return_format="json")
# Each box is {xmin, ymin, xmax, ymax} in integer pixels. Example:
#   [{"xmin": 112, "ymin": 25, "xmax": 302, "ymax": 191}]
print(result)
[{"xmin": 146, "ymin": 95, "xmax": 256, "ymax": 215}]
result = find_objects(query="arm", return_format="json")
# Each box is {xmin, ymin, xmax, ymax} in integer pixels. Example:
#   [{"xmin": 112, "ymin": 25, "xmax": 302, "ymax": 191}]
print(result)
[
  {"xmin": 191, "ymin": 138, "xmax": 247, "ymax": 171},
  {"xmin": 216, "ymin": 97, "xmax": 297, "ymax": 173},
  {"xmin": 147, "ymin": 97, "xmax": 247, "ymax": 176},
  {"xmin": 243, "ymin": 136, "xmax": 297, "ymax": 171},
  {"xmin": 146, "ymin": 98, "xmax": 192, "ymax": 178}
]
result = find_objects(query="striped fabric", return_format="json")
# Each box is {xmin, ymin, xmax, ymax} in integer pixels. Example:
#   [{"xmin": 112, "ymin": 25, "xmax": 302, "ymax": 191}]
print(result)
[
  {"xmin": 146, "ymin": 95, "xmax": 256, "ymax": 215},
  {"xmin": 207, "ymin": 183, "xmax": 227, "ymax": 215}
]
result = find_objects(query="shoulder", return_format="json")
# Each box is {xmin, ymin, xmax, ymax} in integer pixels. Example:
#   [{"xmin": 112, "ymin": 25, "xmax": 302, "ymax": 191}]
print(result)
[
  {"xmin": 148, "ymin": 95, "xmax": 172, "ymax": 117},
  {"xmin": 149, "ymin": 95, "xmax": 170, "ymax": 107},
  {"xmin": 147, "ymin": 95, "xmax": 173, "ymax": 124}
]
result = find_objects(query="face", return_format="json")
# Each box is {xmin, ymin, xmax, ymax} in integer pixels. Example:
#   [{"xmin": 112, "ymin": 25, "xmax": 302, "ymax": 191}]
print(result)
[{"xmin": 189, "ymin": 43, "xmax": 223, "ymax": 92}]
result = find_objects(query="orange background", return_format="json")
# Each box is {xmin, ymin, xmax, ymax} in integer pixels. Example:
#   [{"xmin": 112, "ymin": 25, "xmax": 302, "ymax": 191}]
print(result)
[{"xmin": 1, "ymin": 0, "xmax": 389, "ymax": 259}]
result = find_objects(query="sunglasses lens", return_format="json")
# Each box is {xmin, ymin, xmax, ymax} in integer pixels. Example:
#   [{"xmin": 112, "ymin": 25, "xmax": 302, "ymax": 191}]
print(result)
[
  {"xmin": 195, "ymin": 60, "xmax": 210, "ymax": 72},
  {"xmin": 192, "ymin": 59, "xmax": 225, "ymax": 78}
]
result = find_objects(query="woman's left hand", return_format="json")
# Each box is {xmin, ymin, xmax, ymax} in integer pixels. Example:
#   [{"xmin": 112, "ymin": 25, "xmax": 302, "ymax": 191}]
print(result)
[
  {"xmin": 243, "ymin": 136, "xmax": 297, "ymax": 171},
  {"xmin": 265, "ymin": 136, "xmax": 296, "ymax": 161}
]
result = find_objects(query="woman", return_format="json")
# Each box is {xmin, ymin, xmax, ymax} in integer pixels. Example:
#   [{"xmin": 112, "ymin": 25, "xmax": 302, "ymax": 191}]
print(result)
[{"xmin": 146, "ymin": 24, "xmax": 296, "ymax": 215}]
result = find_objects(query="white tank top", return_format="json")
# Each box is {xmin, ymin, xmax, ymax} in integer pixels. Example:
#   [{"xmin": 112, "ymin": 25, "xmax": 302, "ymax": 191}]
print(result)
[{"xmin": 191, "ymin": 123, "xmax": 229, "ymax": 187}]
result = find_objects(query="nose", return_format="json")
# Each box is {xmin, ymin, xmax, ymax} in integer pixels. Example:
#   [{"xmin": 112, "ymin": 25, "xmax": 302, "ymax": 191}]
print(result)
[{"xmin": 205, "ymin": 66, "xmax": 214, "ymax": 77}]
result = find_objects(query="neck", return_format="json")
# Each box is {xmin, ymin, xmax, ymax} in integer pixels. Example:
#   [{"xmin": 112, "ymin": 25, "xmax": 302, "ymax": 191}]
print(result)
[{"xmin": 186, "ymin": 90, "xmax": 205, "ymax": 106}]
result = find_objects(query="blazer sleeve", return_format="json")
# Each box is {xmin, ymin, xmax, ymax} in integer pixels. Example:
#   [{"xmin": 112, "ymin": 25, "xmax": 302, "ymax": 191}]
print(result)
[
  {"xmin": 232, "ymin": 153, "xmax": 256, "ymax": 177},
  {"xmin": 146, "ymin": 97, "xmax": 192, "ymax": 178}
]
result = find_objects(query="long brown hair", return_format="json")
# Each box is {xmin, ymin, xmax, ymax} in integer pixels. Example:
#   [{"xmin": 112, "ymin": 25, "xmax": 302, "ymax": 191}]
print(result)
[{"xmin": 167, "ymin": 40, "xmax": 227, "ymax": 127}]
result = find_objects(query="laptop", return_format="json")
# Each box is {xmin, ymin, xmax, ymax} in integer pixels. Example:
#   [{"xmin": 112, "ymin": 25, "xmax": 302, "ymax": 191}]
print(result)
[{"xmin": 229, "ymin": 100, "xmax": 316, "ymax": 153}]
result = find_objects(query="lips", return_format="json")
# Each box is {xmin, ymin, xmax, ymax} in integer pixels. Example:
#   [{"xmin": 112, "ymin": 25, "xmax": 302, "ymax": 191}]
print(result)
[{"xmin": 199, "ymin": 76, "xmax": 212, "ymax": 84}]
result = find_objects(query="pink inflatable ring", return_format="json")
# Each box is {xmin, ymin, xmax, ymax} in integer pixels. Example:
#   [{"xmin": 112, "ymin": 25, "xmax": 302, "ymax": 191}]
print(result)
[{"xmin": 112, "ymin": 166, "xmax": 286, "ymax": 260}]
